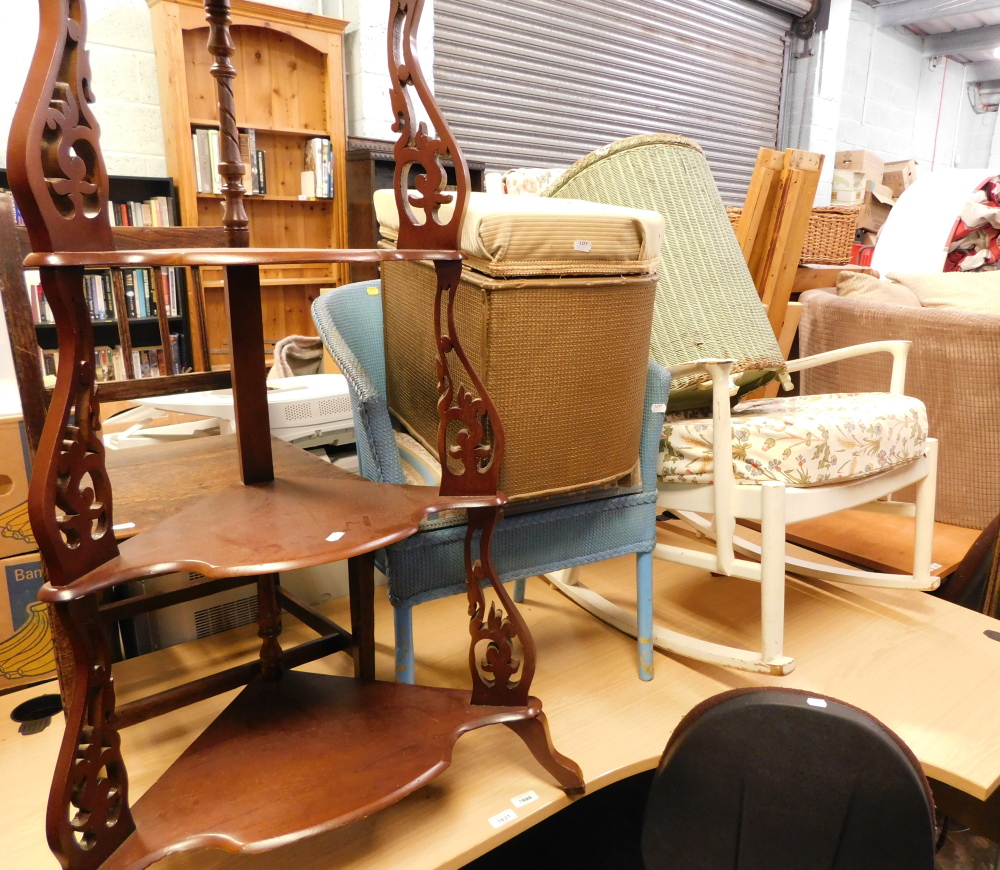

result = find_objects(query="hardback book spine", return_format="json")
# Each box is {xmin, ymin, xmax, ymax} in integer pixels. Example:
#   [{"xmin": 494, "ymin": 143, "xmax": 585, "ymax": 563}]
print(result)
[
  {"xmin": 169, "ymin": 333, "xmax": 181, "ymax": 374},
  {"xmin": 193, "ymin": 133, "xmax": 205, "ymax": 193},
  {"xmin": 102, "ymin": 272, "xmax": 114, "ymax": 321},
  {"xmin": 135, "ymin": 269, "xmax": 147, "ymax": 319},
  {"xmin": 146, "ymin": 269, "xmax": 157, "ymax": 318},
  {"xmin": 122, "ymin": 270, "xmax": 138, "ymax": 319},
  {"xmin": 239, "ymin": 131, "xmax": 253, "ymax": 194},
  {"xmin": 257, "ymin": 151, "xmax": 267, "ymax": 195},
  {"xmin": 208, "ymin": 129, "xmax": 223, "ymax": 195},
  {"xmin": 112, "ymin": 347, "xmax": 126, "ymax": 381},
  {"xmin": 196, "ymin": 129, "xmax": 213, "ymax": 195},
  {"xmin": 248, "ymin": 129, "xmax": 259, "ymax": 194}
]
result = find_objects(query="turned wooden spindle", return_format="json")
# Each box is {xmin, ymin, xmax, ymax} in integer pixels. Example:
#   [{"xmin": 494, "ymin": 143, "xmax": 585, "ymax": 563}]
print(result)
[
  {"xmin": 257, "ymin": 574, "xmax": 284, "ymax": 680},
  {"xmin": 205, "ymin": 0, "xmax": 249, "ymax": 247}
]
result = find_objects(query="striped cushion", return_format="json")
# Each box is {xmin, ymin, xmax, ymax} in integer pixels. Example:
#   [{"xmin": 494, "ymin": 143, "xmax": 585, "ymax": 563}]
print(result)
[{"xmin": 374, "ymin": 190, "xmax": 664, "ymax": 277}]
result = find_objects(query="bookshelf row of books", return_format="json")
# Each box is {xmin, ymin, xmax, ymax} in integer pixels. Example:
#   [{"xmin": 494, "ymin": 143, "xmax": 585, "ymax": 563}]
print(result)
[
  {"xmin": 303, "ymin": 137, "xmax": 334, "ymax": 199},
  {"xmin": 107, "ymin": 197, "xmax": 175, "ymax": 227},
  {"xmin": 38, "ymin": 337, "xmax": 184, "ymax": 386},
  {"xmin": 24, "ymin": 268, "xmax": 183, "ymax": 325},
  {"xmin": 192, "ymin": 127, "xmax": 268, "ymax": 196},
  {"xmin": 0, "ymin": 189, "xmax": 174, "ymax": 228}
]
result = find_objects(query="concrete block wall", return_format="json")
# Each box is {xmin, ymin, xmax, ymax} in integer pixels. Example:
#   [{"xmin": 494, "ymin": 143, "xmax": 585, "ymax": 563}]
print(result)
[
  {"xmin": 787, "ymin": 0, "xmax": 997, "ymax": 202},
  {"xmin": 835, "ymin": 1, "xmax": 989, "ymax": 169},
  {"xmin": 340, "ymin": 0, "xmax": 434, "ymax": 141}
]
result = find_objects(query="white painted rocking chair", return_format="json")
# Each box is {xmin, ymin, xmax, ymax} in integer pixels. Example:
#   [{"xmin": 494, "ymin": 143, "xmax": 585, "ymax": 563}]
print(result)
[{"xmin": 543, "ymin": 134, "xmax": 938, "ymax": 676}]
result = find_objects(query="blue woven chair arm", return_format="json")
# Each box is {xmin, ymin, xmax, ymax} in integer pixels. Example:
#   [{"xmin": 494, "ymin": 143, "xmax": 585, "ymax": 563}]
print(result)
[
  {"xmin": 311, "ymin": 292, "xmax": 406, "ymax": 486},
  {"xmin": 641, "ymin": 360, "xmax": 671, "ymax": 491}
]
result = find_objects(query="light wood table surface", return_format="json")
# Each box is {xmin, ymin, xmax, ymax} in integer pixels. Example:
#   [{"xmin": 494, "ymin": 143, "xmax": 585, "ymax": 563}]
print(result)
[{"xmin": 4, "ymin": 523, "xmax": 1000, "ymax": 870}]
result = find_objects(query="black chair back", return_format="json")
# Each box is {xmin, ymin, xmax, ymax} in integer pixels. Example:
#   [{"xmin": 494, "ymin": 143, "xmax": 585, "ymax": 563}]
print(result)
[{"xmin": 642, "ymin": 688, "xmax": 935, "ymax": 870}]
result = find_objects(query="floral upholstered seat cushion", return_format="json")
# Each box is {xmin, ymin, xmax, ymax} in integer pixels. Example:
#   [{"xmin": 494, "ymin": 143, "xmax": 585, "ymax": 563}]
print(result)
[{"xmin": 658, "ymin": 393, "xmax": 928, "ymax": 487}]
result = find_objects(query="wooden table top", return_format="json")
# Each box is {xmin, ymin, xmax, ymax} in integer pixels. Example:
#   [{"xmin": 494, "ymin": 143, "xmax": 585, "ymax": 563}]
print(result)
[{"xmin": 4, "ymin": 523, "xmax": 1000, "ymax": 870}]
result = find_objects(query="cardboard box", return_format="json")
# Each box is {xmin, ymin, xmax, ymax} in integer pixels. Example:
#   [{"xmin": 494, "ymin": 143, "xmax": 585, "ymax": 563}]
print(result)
[
  {"xmin": 883, "ymin": 159, "xmax": 918, "ymax": 198},
  {"xmin": 0, "ymin": 415, "xmax": 35, "ymax": 560},
  {"xmin": 832, "ymin": 169, "xmax": 866, "ymax": 204},
  {"xmin": 0, "ymin": 551, "xmax": 55, "ymax": 694},
  {"xmin": 835, "ymin": 150, "xmax": 885, "ymax": 184},
  {"xmin": 856, "ymin": 187, "xmax": 894, "ymax": 233}
]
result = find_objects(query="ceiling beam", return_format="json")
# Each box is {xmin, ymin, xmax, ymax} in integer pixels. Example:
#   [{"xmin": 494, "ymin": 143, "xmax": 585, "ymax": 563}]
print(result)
[
  {"xmin": 878, "ymin": 0, "xmax": 1000, "ymax": 28},
  {"xmin": 922, "ymin": 21, "xmax": 1000, "ymax": 55},
  {"xmin": 968, "ymin": 59, "xmax": 1000, "ymax": 80}
]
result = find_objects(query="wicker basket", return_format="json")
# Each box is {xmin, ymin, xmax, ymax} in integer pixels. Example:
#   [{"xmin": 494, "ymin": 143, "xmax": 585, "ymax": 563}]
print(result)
[
  {"xmin": 727, "ymin": 205, "xmax": 858, "ymax": 265},
  {"xmin": 381, "ymin": 259, "xmax": 656, "ymax": 502}
]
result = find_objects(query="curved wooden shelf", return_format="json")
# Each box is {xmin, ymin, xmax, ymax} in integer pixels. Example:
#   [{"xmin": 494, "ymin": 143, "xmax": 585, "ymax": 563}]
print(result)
[
  {"xmin": 24, "ymin": 248, "xmax": 463, "ymax": 268},
  {"xmin": 41, "ymin": 461, "xmax": 502, "ymax": 602},
  {"xmin": 100, "ymin": 673, "xmax": 543, "ymax": 870}
]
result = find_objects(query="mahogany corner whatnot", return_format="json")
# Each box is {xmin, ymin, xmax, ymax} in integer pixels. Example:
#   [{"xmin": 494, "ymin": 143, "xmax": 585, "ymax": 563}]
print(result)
[{"xmin": 6, "ymin": 1, "xmax": 584, "ymax": 869}]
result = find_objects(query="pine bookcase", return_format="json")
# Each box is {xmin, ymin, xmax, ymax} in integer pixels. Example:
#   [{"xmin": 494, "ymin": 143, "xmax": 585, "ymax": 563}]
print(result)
[{"xmin": 148, "ymin": 0, "xmax": 349, "ymax": 370}]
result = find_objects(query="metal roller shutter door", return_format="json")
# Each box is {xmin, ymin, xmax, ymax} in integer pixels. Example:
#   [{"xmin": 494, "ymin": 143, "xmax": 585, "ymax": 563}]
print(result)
[{"xmin": 434, "ymin": 0, "xmax": 796, "ymax": 204}]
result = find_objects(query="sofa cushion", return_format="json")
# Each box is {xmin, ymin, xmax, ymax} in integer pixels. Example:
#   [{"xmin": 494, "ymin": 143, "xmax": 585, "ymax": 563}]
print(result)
[
  {"xmin": 374, "ymin": 189, "xmax": 664, "ymax": 277},
  {"xmin": 658, "ymin": 392, "xmax": 928, "ymax": 486},
  {"xmin": 888, "ymin": 271, "xmax": 1000, "ymax": 314},
  {"xmin": 837, "ymin": 271, "xmax": 921, "ymax": 307}
]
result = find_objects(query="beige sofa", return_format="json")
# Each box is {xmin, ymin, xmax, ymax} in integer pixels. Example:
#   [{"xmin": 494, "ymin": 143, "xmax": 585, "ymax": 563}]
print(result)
[{"xmin": 799, "ymin": 287, "xmax": 1000, "ymax": 530}]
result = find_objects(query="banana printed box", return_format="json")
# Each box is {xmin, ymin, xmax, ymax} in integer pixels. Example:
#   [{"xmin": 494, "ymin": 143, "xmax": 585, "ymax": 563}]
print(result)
[
  {"xmin": 0, "ymin": 552, "xmax": 54, "ymax": 693},
  {"xmin": 0, "ymin": 415, "xmax": 35, "ymax": 560}
]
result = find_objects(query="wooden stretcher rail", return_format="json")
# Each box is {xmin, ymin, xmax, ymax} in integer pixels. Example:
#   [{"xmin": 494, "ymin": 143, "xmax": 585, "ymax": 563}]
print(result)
[
  {"xmin": 114, "ymin": 634, "xmax": 349, "ymax": 729},
  {"xmin": 24, "ymin": 248, "xmax": 465, "ymax": 268}
]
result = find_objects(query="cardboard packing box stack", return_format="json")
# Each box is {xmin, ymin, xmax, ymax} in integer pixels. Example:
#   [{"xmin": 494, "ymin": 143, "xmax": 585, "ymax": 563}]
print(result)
[
  {"xmin": 832, "ymin": 150, "xmax": 919, "ymax": 234},
  {"xmin": 0, "ymin": 415, "xmax": 55, "ymax": 694},
  {"xmin": 883, "ymin": 159, "xmax": 918, "ymax": 199}
]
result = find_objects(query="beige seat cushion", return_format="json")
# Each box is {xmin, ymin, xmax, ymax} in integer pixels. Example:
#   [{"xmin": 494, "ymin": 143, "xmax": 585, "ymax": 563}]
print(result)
[
  {"xmin": 837, "ymin": 271, "xmax": 921, "ymax": 307},
  {"xmin": 888, "ymin": 271, "xmax": 1000, "ymax": 314},
  {"xmin": 658, "ymin": 392, "xmax": 928, "ymax": 486},
  {"xmin": 374, "ymin": 189, "xmax": 664, "ymax": 277}
]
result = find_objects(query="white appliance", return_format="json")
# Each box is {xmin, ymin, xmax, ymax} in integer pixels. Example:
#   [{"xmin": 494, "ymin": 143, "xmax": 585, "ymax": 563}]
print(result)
[{"xmin": 105, "ymin": 374, "xmax": 356, "ymax": 450}]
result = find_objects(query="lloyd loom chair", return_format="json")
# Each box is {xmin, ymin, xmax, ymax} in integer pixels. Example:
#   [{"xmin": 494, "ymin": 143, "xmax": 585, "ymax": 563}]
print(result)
[
  {"xmin": 543, "ymin": 134, "xmax": 939, "ymax": 675},
  {"xmin": 10, "ymin": 2, "xmax": 582, "ymax": 869},
  {"xmin": 313, "ymin": 281, "xmax": 667, "ymax": 682}
]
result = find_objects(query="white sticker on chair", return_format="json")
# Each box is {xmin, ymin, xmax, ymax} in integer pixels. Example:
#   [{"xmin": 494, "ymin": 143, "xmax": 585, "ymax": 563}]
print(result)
[
  {"xmin": 511, "ymin": 790, "xmax": 539, "ymax": 808},
  {"xmin": 574, "ymin": 240, "xmax": 593, "ymax": 253},
  {"xmin": 112, "ymin": 522, "xmax": 135, "ymax": 531},
  {"xmin": 489, "ymin": 809, "xmax": 517, "ymax": 829},
  {"xmin": 651, "ymin": 403, "xmax": 667, "ymax": 413},
  {"xmin": 326, "ymin": 532, "xmax": 345, "ymax": 542},
  {"xmin": 807, "ymin": 698, "xmax": 828, "ymax": 708}
]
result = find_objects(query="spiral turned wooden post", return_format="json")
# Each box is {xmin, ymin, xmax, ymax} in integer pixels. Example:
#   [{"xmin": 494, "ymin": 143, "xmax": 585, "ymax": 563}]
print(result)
[{"xmin": 205, "ymin": 0, "xmax": 249, "ymax": 247}]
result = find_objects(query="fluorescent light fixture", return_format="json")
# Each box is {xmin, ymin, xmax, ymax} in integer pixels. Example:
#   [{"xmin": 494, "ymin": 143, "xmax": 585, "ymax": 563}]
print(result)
[{"xmin": 993, "ymin": 46, "xmax": 1000, "ymax": 58}]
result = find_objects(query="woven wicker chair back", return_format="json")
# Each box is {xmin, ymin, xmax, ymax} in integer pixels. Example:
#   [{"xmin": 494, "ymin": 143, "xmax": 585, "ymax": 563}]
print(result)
[{"xmin": 545, "ymin": 133, "xmax": 786, "ymax": 410}]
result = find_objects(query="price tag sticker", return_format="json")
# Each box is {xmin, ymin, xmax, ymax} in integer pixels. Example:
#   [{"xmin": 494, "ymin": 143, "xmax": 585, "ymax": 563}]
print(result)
[
  {"xmin": 511, "ymin": 790, "xmax": 539, "ymax": 808},
  {"xmin": 366, "ymin": 286, "xmax": 380, "ymax": 296},
  {"xmin": 489, "ymin": 809, "xmax": 517, "ymax": 829},
  {"xmin": 574, "ymin": 240, "xmax": 593, "ymax": 253},
  {"xmin": 651, "ymin": 403, "xmax": 667, "ymax": 413}
]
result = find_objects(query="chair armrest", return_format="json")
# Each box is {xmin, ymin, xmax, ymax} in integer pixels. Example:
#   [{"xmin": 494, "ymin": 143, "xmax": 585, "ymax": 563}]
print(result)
[
  {"xmin": 786, "ymin": 340, "xmax": 910, "ymax": 394},
  {"xmin": 641, "ymin": 361, "xmax": 672, "ymax": 490},
  {"xmin": 312, "ymin": 294, "xmax": 406, "ymax": 486},
  {"xmin": 24, "ymin": 248, "xmax": 464, "ymax": 268}
]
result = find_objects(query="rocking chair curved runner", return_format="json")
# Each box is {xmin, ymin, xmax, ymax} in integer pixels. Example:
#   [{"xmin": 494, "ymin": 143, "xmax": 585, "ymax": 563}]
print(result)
[
  {"xmin": 9, "ymin": 2, "xmax": 582, "ymax": 869},
  {"xmin": 544, "ymin": 134, "xmax": 939, "ymax": 675}
]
